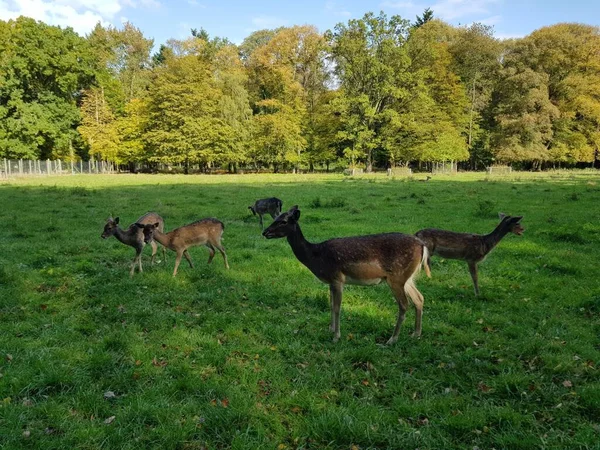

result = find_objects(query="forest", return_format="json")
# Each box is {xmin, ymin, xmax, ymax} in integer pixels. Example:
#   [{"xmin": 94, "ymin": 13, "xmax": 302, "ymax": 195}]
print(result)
[{"xmin": 1, "ymin": 10, "xmax": 599, "ymax": 172}]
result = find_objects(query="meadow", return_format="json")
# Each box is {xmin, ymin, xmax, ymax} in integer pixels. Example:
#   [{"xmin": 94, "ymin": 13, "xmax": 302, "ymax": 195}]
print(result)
[{"xmin": 0, "ymin": 172, "xmax": 599, "ymax": 450}]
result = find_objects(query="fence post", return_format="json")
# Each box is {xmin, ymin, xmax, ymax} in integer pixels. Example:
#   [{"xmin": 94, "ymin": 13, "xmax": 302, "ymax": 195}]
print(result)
[
  {"xmin": 58, "ymin": 160, "xmax": 62, "ymax": 174},
  {"xmin": 28, "ymin": 160, "xmax": 32, "ymax": 175},
  {"xmin": 46, "ymin": 159, "xmax": 50, "ymax": 175},
  {"xmin": 3, "ymin": 159, "xmax": 7, "ymax": 178},
  {"xmin": 8, "ymin": 160, "xmax": 12, "ymax": 177}
]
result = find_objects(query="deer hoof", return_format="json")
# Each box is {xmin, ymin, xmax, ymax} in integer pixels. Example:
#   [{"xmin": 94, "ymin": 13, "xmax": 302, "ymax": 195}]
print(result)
[
  {"xmin": 411, "ymin": 332, "xmax": 422, "ymax": 339},
  {"xmin": 386, "ymin": 337, "xmax": 398, "ymax": 345}
]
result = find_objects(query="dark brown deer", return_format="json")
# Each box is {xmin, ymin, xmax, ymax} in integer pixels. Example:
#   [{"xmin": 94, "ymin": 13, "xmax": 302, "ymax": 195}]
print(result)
[
  {"xmin": 262, "ymin": 206, "xmax": 429, "ymax": 344},
  {"xmin": 137, "ymin": 218, "xmax": 229, "ymax": 277},
  {"xmin": 416, "ymin": 213, "xmax": 524, "ymax": 296},
  {"xmin": 249, "ymin": 197, "xmax": 283, "ymax": 229},
  {"xmin": 101, "ymin": 212, "xmax": 166, "ymax": 277}
]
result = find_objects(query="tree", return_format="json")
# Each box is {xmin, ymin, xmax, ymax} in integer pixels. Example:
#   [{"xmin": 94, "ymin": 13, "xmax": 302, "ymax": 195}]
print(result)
[
  {"xmin": 449, "ymin": 23, "xmax": 502, "ymax": 168},
  {"xmin": 326, "ymin": 12, "xmax": 413, "ymax": 170},
  {"xmin": 78, "ymin": 88, "xmax": 120, "ymax": 162},
  {"xmin": 0, "ymin": 17, "xmax": 96, "ymax": 159},
  {"xmin": 144, "ymin": 45, "xmax": 224, "ymax": 171},
  {"xmin": 414, "ymin": 8, "xmax": 434, "ymax": 28}
]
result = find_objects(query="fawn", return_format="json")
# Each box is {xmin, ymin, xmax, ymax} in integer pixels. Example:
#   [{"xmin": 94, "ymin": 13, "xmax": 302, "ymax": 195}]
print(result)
[
  {"xmin": 137, "ymin": 218, "xmax": 229, "ymax": 277},
  {"xmin": 263, "ymin": 206, "xmax": 429, "ymax": 344},
  {"xmin": 249, "ymin": 197, "xmax": 283, "ymax": 229},
  {"xmin": 415, "ymin": 213, "xmax": 524, "ymax": 296},
  {"xmin": 101, "ymin": 212, "xmax": 166, "ymax": 277}
]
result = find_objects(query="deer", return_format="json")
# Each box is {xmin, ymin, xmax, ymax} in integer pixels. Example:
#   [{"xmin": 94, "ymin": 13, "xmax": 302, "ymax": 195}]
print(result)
[
  {"xmin": 262, "ymin": 206, "xmax": 429, "ymax": 344},
  {"xmin": 249, "ymin": 197, "xmax": 283, "ymax": 230},
  {"xmin": 101, "ymin": 212, "xmax": 167, "ymax": 277},
  {"xmin": 419, "ymin": 176, "xmax": 432, "ymax": 182},
  {"xmin": 415, "ymin": 213, "xmax": 524, "ymax": 296},
  {"xmin": 136, "ymin": 218, "xmax": 229, "ymax": 277}
]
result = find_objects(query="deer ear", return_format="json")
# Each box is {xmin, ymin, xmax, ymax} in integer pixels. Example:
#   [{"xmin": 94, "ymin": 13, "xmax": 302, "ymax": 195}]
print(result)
[
  {"xmin": 114, "ymin": 217, "xmax": 120, "ymax": 224},
  {"xmin": 135, "ymin": 223, "xmax": 144, "ymax": 229},
  {"xmin": 513, "ymin": 216, "xmax": 523, "ymax": 222},
  {"xmin": 291, "ymin": 209, "xmax": 301, "ymax": 221},
  {"xmin": 153, "ymin": 222, "xmax": 160, "ymax": 228},
  {"xmin": 498, "ymin": 212, "xmax": 507, "ymax": 220}
]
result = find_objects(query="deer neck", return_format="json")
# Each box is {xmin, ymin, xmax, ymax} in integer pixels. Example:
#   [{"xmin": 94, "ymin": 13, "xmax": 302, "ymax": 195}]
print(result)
[
  {"xmin": 286, "ymin": 224, "xmax": 318, "ymax": 270},
  {"xmin": 483, "ymin": 222, "xmax": 511, "ymax": 253},
  {"xmin": 152, "ymin": 229, "xmax": 171, "ymax": 248},
  {"xmin": 114, "ymin": 226, "xmax": 136, "ymax": 246}
]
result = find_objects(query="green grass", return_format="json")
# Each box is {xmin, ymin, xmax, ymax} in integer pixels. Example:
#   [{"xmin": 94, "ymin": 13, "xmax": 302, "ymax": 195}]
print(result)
[{"xmin": 1, "ymin": 172, "xmax": 599, "ymax": 449}]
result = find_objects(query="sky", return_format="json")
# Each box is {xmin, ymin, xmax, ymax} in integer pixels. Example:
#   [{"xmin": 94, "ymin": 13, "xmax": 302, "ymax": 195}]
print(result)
[{"xmin": 0, "ymin": 0, "xmax": 599, "ymax": 48}]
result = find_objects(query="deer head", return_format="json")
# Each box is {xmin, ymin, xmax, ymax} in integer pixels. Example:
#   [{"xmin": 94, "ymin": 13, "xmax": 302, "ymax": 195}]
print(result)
[
  {"xmin": 498, "ymin": 213, "xmax": 525, "ymax": 236},
  {"xmin": 101, "ymin": 217, "xmax": 120, "ymax": 239},
  {"xmin": 136, "ymin": 222, "xmax": 160, "ymax": 243},
  {"xmin": 262, "ymin": 206, "xmax": 300, "ymax": 239}
]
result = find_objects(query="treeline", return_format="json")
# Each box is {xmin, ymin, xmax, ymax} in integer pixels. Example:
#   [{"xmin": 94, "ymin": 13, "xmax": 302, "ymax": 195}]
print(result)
[{"xmin": 1, "ymin": 12, "xmax": 599, "ymax": 172}]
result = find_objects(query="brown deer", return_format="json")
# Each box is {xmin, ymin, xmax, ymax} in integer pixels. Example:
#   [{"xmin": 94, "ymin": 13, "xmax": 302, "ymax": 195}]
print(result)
[
  {"xmin": 249, "ymin": 197, "xmax": 283, "ymax": 230},
  {"xmin": 415, "ymin": 213, "xmax": 524, "ymax": 296},
  {"xmin": 137, "ymin": 218, "xmax": 229, "ymax": 277},
  {"xmin": 262, "ymin": 206, "xmax": 429, "ymax": 344},
  {"xmin": 101, "ymin": 212, "xmax": 166, "ymax": 277}
]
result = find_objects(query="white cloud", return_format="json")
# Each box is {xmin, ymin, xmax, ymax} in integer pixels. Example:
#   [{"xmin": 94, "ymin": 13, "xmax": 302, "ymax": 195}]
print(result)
[
  {"xmin": 382, "ymin": 0, "xmax": 501, "ymax": 22},
  {"xmin": 478, "ymin": 14, "xmax": 501, "ymax": 25},
  {"xmin": 325, "ymin": 1, "xmax": 351, "ymax": 17},
  {"xmin": 495, "ymin": 31, "xmax": 525, "ymax": 40},
  {"xmin": 430, "ymin": 0, "xmax": 499, "ymax": 21},
  {"xmin": 0, "ymin": 0, "xmax": 160, "ymax": 35},
  {"xmin": 251, "ymin": 15, "xmax": 289, "ymax": 29},
  {"xmin": 381, "ymin": 1, "xmax": 415, "ymax": 8}
]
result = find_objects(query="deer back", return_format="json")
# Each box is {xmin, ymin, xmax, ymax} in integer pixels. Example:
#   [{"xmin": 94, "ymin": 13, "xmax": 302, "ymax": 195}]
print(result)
[
  {"xmin": 167, "ymin": 218, "xmax": 224, "ymax": 247},
  {"xmin": 304, "ymin": 233, "xmax": 424, "ymax": 284}
]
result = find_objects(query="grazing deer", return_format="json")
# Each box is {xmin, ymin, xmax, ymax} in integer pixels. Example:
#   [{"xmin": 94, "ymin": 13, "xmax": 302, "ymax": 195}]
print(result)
[
  {"xmin": 137, "ymin": 218, "xmax": 229, "ymax": 277},
  {"xmin": 249, "ymin": 197, "xmax": 283, "ymax": 230},
  {"xmin": 101, "ymin": 212, "xmax": 166, "ymax": 277},
  {"xmin": 415, "ymin": 213, "xmax": 524, "ymax": 296},
  {"xmin": 262, "ymin": 206, "xmax": 429, "ymax": 344},
  {"xmin": 419, "ymin": 176, "xmax": 432, "ymax": 182}
]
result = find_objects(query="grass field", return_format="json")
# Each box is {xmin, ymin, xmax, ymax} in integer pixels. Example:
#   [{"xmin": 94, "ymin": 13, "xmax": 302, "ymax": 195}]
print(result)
[{"xmin": 1, "ymin": 172, "xmax": 599, "ymax": 449}]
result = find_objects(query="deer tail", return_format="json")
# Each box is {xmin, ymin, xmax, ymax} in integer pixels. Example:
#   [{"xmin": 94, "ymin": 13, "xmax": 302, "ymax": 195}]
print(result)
[
  {"xmin": 404, "ymin": 250, "xmax": 425, "ymax": 310},
  {"xmin": 422, "ymin": 245, "xmax": 431, "ymax": 278}
]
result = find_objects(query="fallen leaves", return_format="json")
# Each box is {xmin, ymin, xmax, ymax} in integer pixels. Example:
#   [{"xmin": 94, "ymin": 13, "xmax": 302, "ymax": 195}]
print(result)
[{"xmin": 104, "ymin": 416, "xmax": 116, "ymax": 424}]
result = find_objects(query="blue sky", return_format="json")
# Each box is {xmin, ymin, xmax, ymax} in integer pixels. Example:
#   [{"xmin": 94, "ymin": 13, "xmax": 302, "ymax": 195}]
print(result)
[{"xmin": 0, "ymin": 0, "xmax": 598, "ymax": 48}]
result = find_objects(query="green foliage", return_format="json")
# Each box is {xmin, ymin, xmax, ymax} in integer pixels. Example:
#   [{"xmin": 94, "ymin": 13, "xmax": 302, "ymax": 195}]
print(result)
[
  {"xmin": 1, "ymin": 13, "xmax": 600, "ymax": 169},
  {"xmin": 0, "ymin": 17, "xmax": 96, "ymax": 159}
]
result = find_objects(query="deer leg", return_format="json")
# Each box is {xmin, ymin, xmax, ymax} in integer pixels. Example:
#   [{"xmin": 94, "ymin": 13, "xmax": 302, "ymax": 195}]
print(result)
[
  {"xmin": 130, "ymin": 247, "xmax": 143, "ymax": 277},
  {"xmin": 329, "ymin": 283, "xmax": 343, "ymax": 343},
  {"xmin": 183, "ymin": 250, "xmax": 194, "ymax": 268},
  {"xmin": 214, "ymin": 243, "xmax": 230, "ymax": 269},
  {"xmin": 150, "ymin": 241, "xmax": 158, "ymax": 265},
  {"xmin": 173, "ymin": 250, "xmax": 184, "ymax": 277},
  {"xmin": 259, "ymin": 214, "xmax": 264, "ymax": 230},
  {"xmin": 386, "ymin": 279, "xmax": 410, "ymax": 344},
  {"xmin": 329, "ymin": 287, "xmax": 335, "ymax": 332},
  {"xmin": 468, "ymin": 261, "xmax": 480, "ymax": 296},
  {"xmin": 206, "ymin": 244, "xmax": 216, "ymax": 264}
]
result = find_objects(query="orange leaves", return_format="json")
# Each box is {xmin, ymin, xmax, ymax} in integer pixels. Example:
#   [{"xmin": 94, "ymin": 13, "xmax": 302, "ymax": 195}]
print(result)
[{"xmin": 210, "ymin": 398, "xmax": 229, "ymax": 408}]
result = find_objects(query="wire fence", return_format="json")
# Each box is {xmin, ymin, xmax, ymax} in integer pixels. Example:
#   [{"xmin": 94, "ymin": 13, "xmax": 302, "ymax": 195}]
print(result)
[{"xmin": 1, "ymin": 158, "xmax": 115, "ymax": 179}]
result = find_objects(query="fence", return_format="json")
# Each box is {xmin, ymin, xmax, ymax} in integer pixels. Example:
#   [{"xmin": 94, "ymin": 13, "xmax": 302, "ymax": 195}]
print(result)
[
  {"xmin": 387, "ymin": 167, "xmax": 413, "ymax": 177},
  {"xmin": 1, "ymin": 158, "xmax": 115, "ymax": 179},
  {"xmin": 486, "ymin": 165, "xmax": 512, "ymax": 175},
  {"xmin": 432, "ymin": 161, "xmax": 458, "ymax": 175}
]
